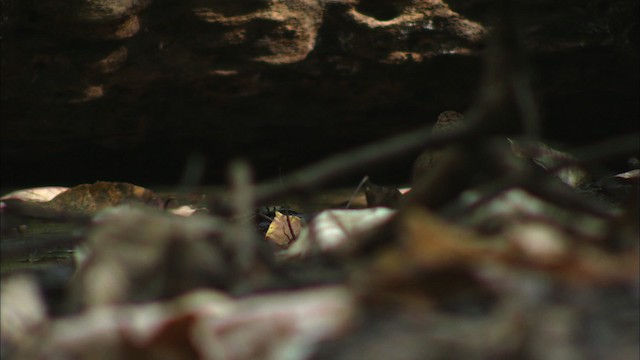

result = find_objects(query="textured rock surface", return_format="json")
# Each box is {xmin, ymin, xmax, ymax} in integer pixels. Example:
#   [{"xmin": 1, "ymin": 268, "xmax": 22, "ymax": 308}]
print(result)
[{"xmin": 1, "ymin": 0, "xmax": 638, "ymax": 186}]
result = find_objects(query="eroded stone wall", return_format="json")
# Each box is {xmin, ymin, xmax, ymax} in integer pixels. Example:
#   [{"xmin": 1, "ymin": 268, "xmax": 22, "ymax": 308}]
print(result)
[{"xmin": 1, "ymin": 0, "xmax": 637, "ymax": 186}]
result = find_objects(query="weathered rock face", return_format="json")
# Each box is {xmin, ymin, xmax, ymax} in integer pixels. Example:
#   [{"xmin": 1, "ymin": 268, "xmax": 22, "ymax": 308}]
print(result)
[{"xmin": 1, "ymin": 0, "xmax": 638, "ymax": 187}]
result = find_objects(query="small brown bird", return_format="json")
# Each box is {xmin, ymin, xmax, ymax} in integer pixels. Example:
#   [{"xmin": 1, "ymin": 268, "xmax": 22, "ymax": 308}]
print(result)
[
  {"xmin": 412, "ymin": 110, "xmax": 589, "ymax": 188},
  {"xmin": 363, "ymin": 179, "xmax": 403, "ymax": 208},
  {"xmin": 412, "ymin": 111, "xmax": 465, "ymax": 183}
]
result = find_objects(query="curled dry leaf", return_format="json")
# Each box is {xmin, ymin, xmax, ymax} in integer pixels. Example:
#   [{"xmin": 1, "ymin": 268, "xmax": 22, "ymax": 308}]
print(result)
[
  {"xmin": 285, "ymin": 207, "xmax": 396, "ymax": 258},
  {"xmin": 265, "ymin": 211, "xmax": 304, "ymax": 248},
  {"xmin": 459, "ymin": 187, "xmax": 611, "ymax": 242},
  {"xmin": 614, "ymin": 169, "xmax": 639, "ymax": 180},
  {"xmin": 508, "ymin": 138, "xmax": 590, "ymax": 187}
]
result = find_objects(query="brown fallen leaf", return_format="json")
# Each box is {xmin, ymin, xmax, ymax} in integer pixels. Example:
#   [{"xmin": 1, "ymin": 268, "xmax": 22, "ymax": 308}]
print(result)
[
  {"xmin": 48, "ymin": 181, "xmax": 160, "ymax": 215},
  {"xmin": 501, "ymin": 220, "xmax": 639, "ymax": 285},
  {"xmin": 351, "ymin": 204, "xmax": 638, "ymax": 312},
  {"xmin": 195, "ymin": 286, "xmax": 354, "ymax": 360},
  {"xmin": 1, "ymin": 181, "xmax": 161, "ymax": 220},
  {"xmin": 349, "ymin": 207, "xmax": 501, "ymax": 310}
]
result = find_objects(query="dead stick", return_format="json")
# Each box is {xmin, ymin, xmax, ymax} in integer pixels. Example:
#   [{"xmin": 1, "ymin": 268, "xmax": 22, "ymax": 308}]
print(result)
[
  {"xmin": 252, "ymin": 111, "xmax": 487, "ymax": 204},
  {"xmin": 545, "ymin": 134, "xmax": 640, "ymax": 174},
  {"xmin": 229, "ymin": 160, "xmax": 256, "ymax": 270}
]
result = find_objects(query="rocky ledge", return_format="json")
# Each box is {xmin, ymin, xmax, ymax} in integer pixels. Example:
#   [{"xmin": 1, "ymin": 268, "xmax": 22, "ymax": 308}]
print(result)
[{"xmin": 1, "ymin": 0, "xmax": 638, "ymax": 186}]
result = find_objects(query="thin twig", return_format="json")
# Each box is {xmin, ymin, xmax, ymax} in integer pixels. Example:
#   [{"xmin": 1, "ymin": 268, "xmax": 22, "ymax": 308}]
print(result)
[
  {"xmin": 345, "ymin": 175, "xmax": 369, "ymax": 209},
  {"xmin": 1, "ymin": 234, "xmax": 83, "ymax": 261},
  {"xmin": 545, "ymin": 133, "xmax": 640, "ymax": 174},
  {"xmin": 229, "ymin": 160, "xmax": 256, "ymax": 271},
  {"xmin": 252, "ymin": 112, "xmax": 485, "ymax": 205},
  {"xmin": 284, "ymin": 214, "xmax": 296, "ymax": 243}
]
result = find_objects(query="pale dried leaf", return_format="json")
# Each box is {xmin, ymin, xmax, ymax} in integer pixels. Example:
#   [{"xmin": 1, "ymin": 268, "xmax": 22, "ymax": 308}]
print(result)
[
  {"xmin": 168, "ymin": 205, "xmax": 199, "ymax": 217},
  {"xmin": 194, "ymin": 286, "xmax": 355, "ymax": 360},
  {"xmin": 614, "ymin": 169, "xmax": 639, "ymax": 179},
  {"xmin": 13, "ymin": 287, "xmax": 354, "ymax": 360},
  {"xmin": 13, "ymin": 289, "xmax": 231, "ymax": 360},
  {"xmin": 508, "ymin": 138, "xmax": 589, "ymax": 187},
  {"xmin": 75, "ymin": 205, "xmax": 231, "ymax": 306},
  {"xmin": 505, "ymin": 222, "xmax": 570, "ymax": 266},
  {"xmin": 460, "ymin": 188, "xmax": 609, "ymax": 241},
  {"xmin": 0, "ymin": 275, "xmax": 48, "ymax": 348},
  {"xmin": 1, "ymin": 186, "xmax": 69, "ymax": 202}
]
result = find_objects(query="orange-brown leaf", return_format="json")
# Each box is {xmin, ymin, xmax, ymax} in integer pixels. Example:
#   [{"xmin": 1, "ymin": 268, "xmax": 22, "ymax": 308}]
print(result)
[{"xmin": 265, "ymin": 211, "xmax": 303, "ymax": 248}]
